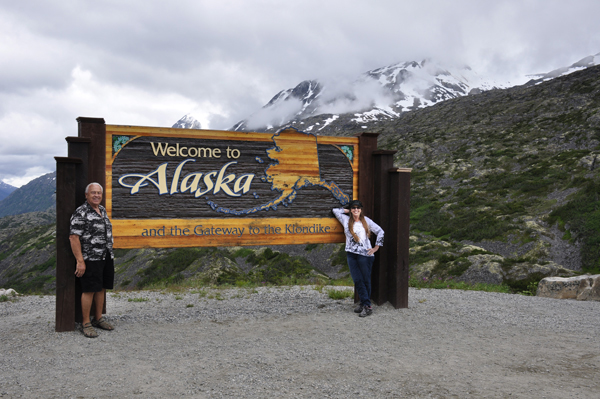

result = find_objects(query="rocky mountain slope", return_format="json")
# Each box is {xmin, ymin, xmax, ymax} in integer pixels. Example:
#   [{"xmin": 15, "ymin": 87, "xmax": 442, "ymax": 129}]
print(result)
[
  {"xmin": 0, "ymin": 210, "xmax": 56, "ymax": 293},
  {"xmin": 0, "ymin": 172, "xmax": 56, "ymax": 218}
]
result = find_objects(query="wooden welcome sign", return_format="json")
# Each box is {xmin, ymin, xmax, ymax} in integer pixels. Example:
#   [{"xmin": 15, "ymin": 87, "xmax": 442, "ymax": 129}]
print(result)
[
  {"xmin": 106, "ymin": 125, "xmax": 359, "ymax": 248},
  {"xmin": 55, "ymin": 117, "xmax": 409, "ymax": 332}
]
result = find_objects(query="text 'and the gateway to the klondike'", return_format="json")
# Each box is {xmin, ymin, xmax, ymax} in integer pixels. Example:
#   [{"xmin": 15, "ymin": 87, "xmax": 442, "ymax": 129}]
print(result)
[{"xmin": 142, "ymin": 223, "xmax": 332, "ymax": 237}]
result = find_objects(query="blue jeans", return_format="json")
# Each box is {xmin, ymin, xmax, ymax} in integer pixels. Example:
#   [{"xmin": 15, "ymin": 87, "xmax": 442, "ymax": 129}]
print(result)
[{"xmin": 346, "ymin": 252, "xmax": 374, "ymax": 307}]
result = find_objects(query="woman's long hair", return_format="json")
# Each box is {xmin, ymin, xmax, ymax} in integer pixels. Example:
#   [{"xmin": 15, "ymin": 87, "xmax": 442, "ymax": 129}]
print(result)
[{"xmin": 348, "ymin": 210, "xmax": 371, "ymax": 243}]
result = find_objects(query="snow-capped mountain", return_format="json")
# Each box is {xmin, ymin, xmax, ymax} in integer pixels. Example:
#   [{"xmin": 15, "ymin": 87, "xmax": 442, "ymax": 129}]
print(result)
[
  {"xmin": 525, "ymin": 53, "xmax": 600, "ymax": 86},
  {"xmin": 173, "ymin": 53, "xmax": 600, "ymax": 134},
  {"xmin": 172, "ymin": 114, "xmax": 202, "ymax": 129},
  {"xmin": 231, "ymin": 59, "xmax": 506, "ymax": 132}
]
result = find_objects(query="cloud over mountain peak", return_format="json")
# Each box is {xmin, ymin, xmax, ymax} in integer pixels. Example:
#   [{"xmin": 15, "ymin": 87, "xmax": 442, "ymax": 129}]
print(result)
[{"xmin": 230, "ymin": 59, "xmax": 506, "ymax": 132}]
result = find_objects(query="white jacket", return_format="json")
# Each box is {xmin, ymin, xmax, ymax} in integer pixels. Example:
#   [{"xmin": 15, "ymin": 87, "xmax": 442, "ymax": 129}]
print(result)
[{"xmin": 333, "ymin": 208, "xmax": 384, "ymax": 257}]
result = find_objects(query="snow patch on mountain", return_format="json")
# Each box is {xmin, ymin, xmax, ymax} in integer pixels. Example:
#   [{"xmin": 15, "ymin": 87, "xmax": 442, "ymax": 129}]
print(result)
[{"xmin": 525, "ymin": 53, "xmax": 600, "ymax": 85}]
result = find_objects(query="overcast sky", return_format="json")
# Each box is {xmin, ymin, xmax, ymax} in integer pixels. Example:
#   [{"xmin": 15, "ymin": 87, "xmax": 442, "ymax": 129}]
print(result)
[{"xmin": 1, "ymin": 0, "xmax": 599, "ymax": 187}]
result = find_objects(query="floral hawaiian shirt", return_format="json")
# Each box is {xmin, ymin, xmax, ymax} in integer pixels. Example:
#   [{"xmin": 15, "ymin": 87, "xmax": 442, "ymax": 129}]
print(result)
[{"xmin": 70, "ymin": 201, "xmax": 114, "ymax": 261}]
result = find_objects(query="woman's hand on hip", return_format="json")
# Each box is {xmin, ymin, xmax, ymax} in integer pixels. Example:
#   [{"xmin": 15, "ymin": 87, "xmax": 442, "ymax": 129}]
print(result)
[{"xmin": 367, "ymin": 245, "xmax": 379, "ymax": 256}]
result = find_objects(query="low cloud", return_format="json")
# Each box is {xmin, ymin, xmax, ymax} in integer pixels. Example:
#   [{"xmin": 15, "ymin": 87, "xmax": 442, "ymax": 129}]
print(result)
[
  {"xmin": 318, "ymin": 78, "xmax": 398, "ymax": 115},
  {"xmin": 244, "ymin": 98, "xmax": 304, "ymax": 130}
]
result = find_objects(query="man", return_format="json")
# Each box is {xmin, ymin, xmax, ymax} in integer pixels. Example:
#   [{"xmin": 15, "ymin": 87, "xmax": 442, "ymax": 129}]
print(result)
[{"xmin": 69, "ymin": 182, "xmax": 115, "ymax": 338}]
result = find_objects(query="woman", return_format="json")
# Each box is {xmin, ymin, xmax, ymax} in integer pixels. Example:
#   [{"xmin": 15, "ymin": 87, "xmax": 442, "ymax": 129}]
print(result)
[{"xmin": 333, "ymin": 200, "xmax": 384, "ymax": 317}]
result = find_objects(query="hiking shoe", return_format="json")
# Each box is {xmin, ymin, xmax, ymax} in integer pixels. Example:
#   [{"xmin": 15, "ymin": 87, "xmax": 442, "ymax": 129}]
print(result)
[
  {"xmin": 359, "ymin": 306, "xmax": 373, "ymax": 317},
  {"xmin": 354, "ymin": 304, "xmax": 364, "ymax": 313}
]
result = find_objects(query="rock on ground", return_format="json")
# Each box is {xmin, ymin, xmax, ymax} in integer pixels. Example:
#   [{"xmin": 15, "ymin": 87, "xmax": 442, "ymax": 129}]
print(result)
[{"xmin": 537, "ymin": 274, "xmax": 600, "ymax": 301}]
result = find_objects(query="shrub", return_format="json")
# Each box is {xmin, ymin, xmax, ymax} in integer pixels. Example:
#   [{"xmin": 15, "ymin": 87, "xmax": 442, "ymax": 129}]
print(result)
[{"xmin": 138, "ymin": 248, "xmax": 213, "ymax": 288}]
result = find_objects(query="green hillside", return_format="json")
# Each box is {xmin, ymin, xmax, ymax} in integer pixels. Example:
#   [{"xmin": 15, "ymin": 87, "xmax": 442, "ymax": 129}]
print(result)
[{"xmin": 372, "ymin": 65, "xmax": 599, "ymax": 277}]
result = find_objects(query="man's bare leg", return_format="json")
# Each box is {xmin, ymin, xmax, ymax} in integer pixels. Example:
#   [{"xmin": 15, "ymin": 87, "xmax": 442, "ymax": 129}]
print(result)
[
  {"xmin": 81, "ymin": 292, "xmax": 95, "ymax": 325},
  {"xmin": 93, "ymin": 289, "xmax": 105, "ymax": 321}
]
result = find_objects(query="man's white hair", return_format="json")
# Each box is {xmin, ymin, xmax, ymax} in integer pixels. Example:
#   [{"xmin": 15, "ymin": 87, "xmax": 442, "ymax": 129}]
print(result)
[{"xmin": 85, "ymin": 182, "xmax": 103, "ymax": 194}]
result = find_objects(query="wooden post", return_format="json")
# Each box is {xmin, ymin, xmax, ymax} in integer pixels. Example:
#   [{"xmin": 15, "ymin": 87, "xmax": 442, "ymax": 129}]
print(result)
[
  {"xmin": 76, "ymin": 118, "xmax": 109, "ymax": 317},
  {"xmin": 356, "ymin": 133, "xmax": 379, "ymax": 216},
  {"xmin": 55, "ymin": 157, "xmax": 82, "ymax": 332},
  {"xmin": 388, "ymin": 168, "xmax": 411, "ymax": 308},
  {"xmin": 371, "ymin": 150, "xmax": 396, "ymax": 305},
  {"xmin": 354, "ymin": 133, "xmax": 379, "ymax": 303},
  {"xmin": 66, "ymin": 137, "xmax": 91, "ymax": 322},
  {"xmin": 66, "ymin": 137, "xmax": 91, "ymax": 206},
  {"xmin": 77, "ymin": 117, "xmax": 106, "ymax": 205}
]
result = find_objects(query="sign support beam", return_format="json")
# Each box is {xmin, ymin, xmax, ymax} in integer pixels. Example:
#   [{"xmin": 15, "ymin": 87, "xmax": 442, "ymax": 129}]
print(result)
[
  {"xmin": 388, "ymin": 168, "xmax": 411, "ymax": 308},
  {"xmin": 54, "ymin": 156, "xmax": 82, "ymax": 332},
  {"xmin": 77, "ymin": 117, "xmax": 106, "ymax": 204},
  {"xmin": 372, "ymin": 150, "xmax": 397, "ymax": 306}
]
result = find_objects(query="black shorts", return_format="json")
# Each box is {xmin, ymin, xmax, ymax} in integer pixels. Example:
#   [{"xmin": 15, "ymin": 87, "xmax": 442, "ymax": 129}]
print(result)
[{"xmin": 78, "ymin": 257, "xmax": 114, "ymax": 292}]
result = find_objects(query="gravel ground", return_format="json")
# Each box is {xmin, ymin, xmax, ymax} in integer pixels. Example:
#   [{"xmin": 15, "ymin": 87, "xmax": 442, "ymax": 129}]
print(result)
[{"xmin": 1, "ymin": 286, "xmax": 599, "ymax": 398}]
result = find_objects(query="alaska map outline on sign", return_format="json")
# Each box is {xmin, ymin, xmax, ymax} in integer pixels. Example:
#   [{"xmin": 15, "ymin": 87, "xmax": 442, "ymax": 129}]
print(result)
[{"xmin": 209, "ymin": 128, "xmax": 350, "ymax": 215}]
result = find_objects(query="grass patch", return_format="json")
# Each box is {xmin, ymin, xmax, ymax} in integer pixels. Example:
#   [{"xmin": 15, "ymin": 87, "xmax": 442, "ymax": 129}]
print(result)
[
  {"xmin": 127, "ymin": 297, "xmax": 149, "ymax": 302},
  {"xmin": 328, "ymin": 276, "xmax": 354, "ymax": 286},
  {"xmin": 409, "ymin": 276, "xmax": 512, "ymax": 293},
  {"xmin": 326, "ymin": 288, "xmax": 353, "ymax": 300},
  {"xmin": 0, "ymin": 294, "xmax": 18, "ymax": 302}
]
